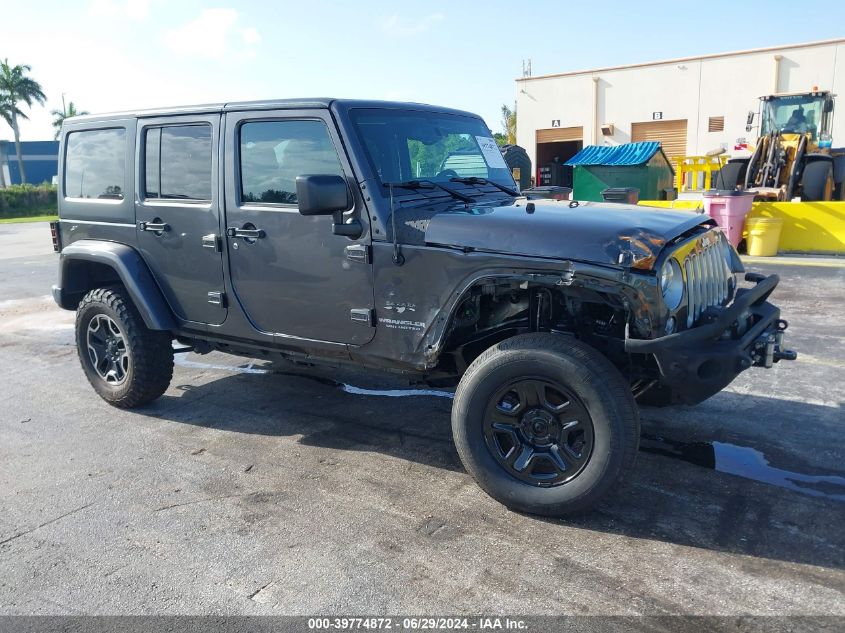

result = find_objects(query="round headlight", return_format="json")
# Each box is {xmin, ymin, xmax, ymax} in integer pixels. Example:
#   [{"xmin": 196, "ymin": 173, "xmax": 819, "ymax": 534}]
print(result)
[{"xmin": 660, "ymin": 259, "xmax": 684, "ymax": 311}]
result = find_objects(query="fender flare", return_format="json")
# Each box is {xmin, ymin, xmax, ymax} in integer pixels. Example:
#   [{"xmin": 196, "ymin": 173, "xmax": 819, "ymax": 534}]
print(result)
[
  {"xmin": 53, "ymin": 240, "xmax": 177, "ymax": 331},
  {"xmin": 804, "ymin": 153, "xmax": 834, "ymax": 165}
]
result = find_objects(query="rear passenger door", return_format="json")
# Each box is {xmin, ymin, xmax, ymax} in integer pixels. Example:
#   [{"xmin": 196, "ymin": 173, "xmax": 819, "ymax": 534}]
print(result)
[{"xmin": 135, "ymin": 115, "xmax": 227, "ymax": 325}]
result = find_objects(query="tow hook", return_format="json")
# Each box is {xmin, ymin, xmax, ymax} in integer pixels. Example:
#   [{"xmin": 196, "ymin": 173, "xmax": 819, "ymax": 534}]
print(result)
[{"xmin": 754, "ymin": 320, "xmax": 797, "ymax": 368}]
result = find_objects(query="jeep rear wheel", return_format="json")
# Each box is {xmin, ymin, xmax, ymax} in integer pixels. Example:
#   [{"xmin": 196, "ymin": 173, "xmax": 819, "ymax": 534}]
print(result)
[
  {"xmin": 76, "ymin": 287, "xmax": 173, "ymax": 408},
  {"xmin": 452, "ymin": 333, "xmax": 639, "ymax": 516}
]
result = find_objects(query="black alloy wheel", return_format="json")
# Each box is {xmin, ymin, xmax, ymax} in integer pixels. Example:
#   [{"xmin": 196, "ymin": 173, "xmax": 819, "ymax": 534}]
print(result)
[
  {"xmin": 86, "ymin": 314, "xmax": 130, "ymax": 386},
  {"xmin": 452, "ymin": 333, "xmax": 640, "ymax": 516},
  {"xmin": 76, "ymin": 286, "xmax": 174, "ymax": 408},
  {"xmin": 484, "ymin": 377, "xmax": 594, "ymax": 486}
]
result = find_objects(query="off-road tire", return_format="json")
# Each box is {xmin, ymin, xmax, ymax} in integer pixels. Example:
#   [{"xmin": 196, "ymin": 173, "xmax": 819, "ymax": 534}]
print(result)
[
  {"xmin": 452, "ymin": 333, "xmax": 640, "ymax": 517},
  {"xmin": 75, "ymin": 286, "xmax": 173, "ymax": 408},
  {"xmin": 801, "ymin": 160, "xmax": 834, "ymax": 201},
  {"xmin": 715, "ymin": 161, "xmax": 746, "ymax": 190}
]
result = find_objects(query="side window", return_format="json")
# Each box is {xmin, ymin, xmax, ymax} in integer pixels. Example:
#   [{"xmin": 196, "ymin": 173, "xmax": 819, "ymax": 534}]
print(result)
[
  {"xmin": 144, "ymin": 124, "xmax": 212, "ymax": 201},
  {"xmin": 64, "ymin": 128, "xmax": 126, "ymax": 200},
  {"xmin": 239, "ymin": 120, "xmax": 343, "ymax": 205}
]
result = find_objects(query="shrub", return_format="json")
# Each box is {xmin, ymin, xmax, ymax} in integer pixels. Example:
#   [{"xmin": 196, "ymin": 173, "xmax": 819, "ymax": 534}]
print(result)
[{"xmin": 0, "ymin": 183, "xmax": 58, "ymax": 218}]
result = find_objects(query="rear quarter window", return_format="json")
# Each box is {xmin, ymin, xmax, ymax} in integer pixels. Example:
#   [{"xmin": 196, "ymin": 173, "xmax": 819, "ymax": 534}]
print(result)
[{"xmin": 64, "ymin": 128, "xmax": 126, "ymax": 200}]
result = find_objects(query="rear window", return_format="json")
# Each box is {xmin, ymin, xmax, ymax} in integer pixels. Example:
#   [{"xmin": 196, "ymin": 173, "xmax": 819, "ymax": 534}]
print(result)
[{"xmin": 64, "ymin": 128, "xmax": 126, "ymax": 200}]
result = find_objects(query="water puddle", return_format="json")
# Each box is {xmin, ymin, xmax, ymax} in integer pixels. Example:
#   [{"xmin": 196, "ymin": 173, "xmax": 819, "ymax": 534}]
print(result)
[
  {"xmin": 173, "ymin": 356, "xmax": 454, "ymax": 399},
  {"xmin": 174, "ymin": 358, "xmax": 272, "ymax": 375},
  {"xmin": 640, "ymin": 434, "xmax": 845, "ymax": 502},
  {"xmin": 340, "ymin": 384, "xmax": 454, "ymax": 399},
  {"xmin": 173, "ymin": 356, "xmax": 845, "ymax": 501}
]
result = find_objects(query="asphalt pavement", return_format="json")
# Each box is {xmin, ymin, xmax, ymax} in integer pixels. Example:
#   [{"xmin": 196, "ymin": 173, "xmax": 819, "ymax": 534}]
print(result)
[{"xmin": 0, "ymin": 222, "xmax": 843, "ymax": 616}]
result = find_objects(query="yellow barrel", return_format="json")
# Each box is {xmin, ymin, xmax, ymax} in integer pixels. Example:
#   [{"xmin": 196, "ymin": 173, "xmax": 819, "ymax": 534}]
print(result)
[{"xmin": 745, "ymin": 217, "xmax": 784, "ymax": 257}]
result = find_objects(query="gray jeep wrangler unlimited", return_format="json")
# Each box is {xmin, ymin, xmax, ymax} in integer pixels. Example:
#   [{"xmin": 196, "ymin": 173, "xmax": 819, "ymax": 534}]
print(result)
[{"xmin": 51, "ymin": 99, "xmax": 795, "ymax": 516}]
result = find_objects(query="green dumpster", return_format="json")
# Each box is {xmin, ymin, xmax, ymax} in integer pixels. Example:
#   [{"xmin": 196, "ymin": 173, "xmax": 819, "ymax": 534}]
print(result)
[{"xmin": 566, "ymin": 142, "xmax": 675, "ymax": 202}]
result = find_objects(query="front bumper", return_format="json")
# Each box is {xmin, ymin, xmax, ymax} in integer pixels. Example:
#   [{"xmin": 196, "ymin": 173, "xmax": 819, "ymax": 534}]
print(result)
[{"xmin": 625, "ymin": 272, "xmax": 796, "ymax": 405}]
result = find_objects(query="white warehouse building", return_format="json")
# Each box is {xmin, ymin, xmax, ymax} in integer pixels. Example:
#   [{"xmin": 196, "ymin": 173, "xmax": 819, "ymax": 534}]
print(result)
[{"xmin": 515, "ymin": 38, "xmax": 845, "ymax": 188}]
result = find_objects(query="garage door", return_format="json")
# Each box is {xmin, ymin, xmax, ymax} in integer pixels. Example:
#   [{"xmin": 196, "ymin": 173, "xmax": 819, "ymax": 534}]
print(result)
[
  {"xmin": 536, "ymin": 126, "xmax": 583, "ymax": 143},
  {"xmin": 631, "ymin": 120, "xmax": 688, "ymax": 159}
]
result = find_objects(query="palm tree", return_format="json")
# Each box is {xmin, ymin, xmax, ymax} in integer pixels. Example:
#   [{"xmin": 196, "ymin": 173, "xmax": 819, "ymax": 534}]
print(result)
[
  {"xmin": 0, "ymin": 96, "xmax": 17, "ymax": 129},
  {"xmin": 0, "ymin": 59, "xmax": 46, "ymax": 184},
  {"xmin": 51, "ymin": 98, "xmax": 89, "ymax": 140},
  {"xmin": 0, "ymin": 96, "xmax": 28, "ymax": 142},
  {"xmin": 501, "ymin": 104, "xmax": 517, "ymax": 145}
]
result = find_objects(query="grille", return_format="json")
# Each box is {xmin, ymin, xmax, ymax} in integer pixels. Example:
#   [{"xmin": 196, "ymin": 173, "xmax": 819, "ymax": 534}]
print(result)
[{"xmin": 683, "ymin": 232, "xmax": 734, "ymax": 327}]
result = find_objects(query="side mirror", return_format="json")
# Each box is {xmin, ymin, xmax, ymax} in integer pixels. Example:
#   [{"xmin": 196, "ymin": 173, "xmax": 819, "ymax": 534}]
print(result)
[
  {"xmin": 296, "ymin": 174, "xmax": 351, "ymax": 216},
  {"xmin": 746, "ymin": 111, "xmax": 755, "ymax": 125}
]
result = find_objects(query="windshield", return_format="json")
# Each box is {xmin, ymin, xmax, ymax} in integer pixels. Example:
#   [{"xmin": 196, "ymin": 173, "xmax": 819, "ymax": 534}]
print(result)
[
  {"xmin": 350, "ymin": 109, "xmax": 515, "ymax": 192},
  {"xmin": 760, "ymin": 94, "xmax": 828, "ymax": 139}
]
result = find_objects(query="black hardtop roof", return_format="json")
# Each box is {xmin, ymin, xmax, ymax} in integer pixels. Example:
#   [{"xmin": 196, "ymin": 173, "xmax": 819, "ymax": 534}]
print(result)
[{"xmin": 67, "ymin": 98, "xmax": 481, "ymax": 123}]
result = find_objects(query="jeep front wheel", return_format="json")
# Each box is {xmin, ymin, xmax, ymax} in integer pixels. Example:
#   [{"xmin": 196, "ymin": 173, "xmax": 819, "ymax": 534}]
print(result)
[
  {"xmin": 452, "ymin": 333, "xmax": 639, "ymax": 516},
  {"xmin": 75, "ymin": 287, "xmax": 174, "ymax": 408}
]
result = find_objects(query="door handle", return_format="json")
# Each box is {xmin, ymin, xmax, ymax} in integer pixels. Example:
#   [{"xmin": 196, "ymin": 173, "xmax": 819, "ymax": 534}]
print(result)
[
  {"xmin": 138, "ymin": 220, "xmax": 170, "ymax": 232},
  {"xmin": 226, "ymin": 227, "xmax": 265, "ymax": 239}
]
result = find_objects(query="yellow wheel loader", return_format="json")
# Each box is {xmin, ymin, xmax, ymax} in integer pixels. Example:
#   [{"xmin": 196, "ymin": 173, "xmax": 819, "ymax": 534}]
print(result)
[{"xmin": 719, "ymin": 91, "xmax": 844, "ymax": 201}]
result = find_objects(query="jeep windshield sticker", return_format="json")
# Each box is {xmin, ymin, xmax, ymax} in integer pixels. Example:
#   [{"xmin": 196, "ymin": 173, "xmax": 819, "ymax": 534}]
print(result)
[
  {"xmin": 378, "ymin": 316, "xmax": 426, "ymax": 331},
  {"xmin": 475, "ymin": 136, "xmax": 508, "ymax": 169}
]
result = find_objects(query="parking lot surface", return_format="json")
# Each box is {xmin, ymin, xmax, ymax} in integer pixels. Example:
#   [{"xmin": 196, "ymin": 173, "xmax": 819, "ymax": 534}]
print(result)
[{"xmin": 1, "ymin": 222, "xmax": 843, "ymax": 615}]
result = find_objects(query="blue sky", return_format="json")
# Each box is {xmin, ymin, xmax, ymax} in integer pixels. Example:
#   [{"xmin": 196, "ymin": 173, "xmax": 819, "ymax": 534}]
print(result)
[{"xmin": 3, "ymin": 0, "xmax": 845, "ymax": 141}]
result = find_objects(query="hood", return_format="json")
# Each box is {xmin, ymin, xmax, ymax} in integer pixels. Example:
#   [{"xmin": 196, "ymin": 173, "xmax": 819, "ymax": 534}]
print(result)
[{"xmin": 423, "ymin": 200, "xmax": 710, "ymax": 269}]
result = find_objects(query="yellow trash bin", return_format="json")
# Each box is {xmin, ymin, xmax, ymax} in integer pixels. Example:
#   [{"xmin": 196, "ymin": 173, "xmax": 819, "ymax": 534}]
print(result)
[{"xmin": 745, "ymin": 217, "xmax": 784, "ymax": 257}]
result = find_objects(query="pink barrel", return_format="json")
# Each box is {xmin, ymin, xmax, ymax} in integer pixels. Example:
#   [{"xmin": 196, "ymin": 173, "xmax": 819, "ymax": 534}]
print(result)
[{"xmin": 703, "ymin": 190, "xmax": 755, "ymax": 248}]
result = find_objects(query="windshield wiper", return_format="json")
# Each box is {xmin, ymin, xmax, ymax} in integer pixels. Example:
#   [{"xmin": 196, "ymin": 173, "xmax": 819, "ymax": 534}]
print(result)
[
  {"xmin": 449, "ymin": 176, "xmax": 519, "ymax": 197},
  {"xmin": 382, "ymin": 179, "xmax": 472, "ymax": 268},
  {"xmin": 384, "ymin": 179, "xmax": 474, "ymax": 204}
]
